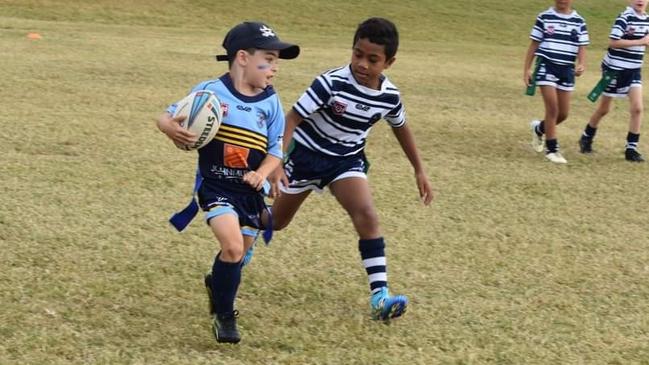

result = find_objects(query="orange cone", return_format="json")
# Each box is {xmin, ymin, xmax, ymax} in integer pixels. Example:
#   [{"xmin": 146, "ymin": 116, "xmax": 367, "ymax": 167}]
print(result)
[{"xmin": 27, "ymin": 32, "xmax": 42, "ymax": 40}]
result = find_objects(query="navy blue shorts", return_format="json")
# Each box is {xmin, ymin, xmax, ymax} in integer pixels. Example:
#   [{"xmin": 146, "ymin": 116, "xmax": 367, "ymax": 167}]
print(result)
[
  {"xmin": 535, "ymin": 58, "xmax": 576, "ymax": 91},
  {"xmin": 602, "ymin": 65, "xmax": 642, "ymax": 97},
  {"xmin": 198, "ymin": 180, "xmax": 266, "ymax": 237},
  {"xmin": 282, "ymin": 142, "xmax": 369, "ymax": 194}
]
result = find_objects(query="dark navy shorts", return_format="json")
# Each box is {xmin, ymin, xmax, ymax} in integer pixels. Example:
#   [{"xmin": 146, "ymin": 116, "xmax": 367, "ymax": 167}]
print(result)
[
  {"xmin": 602, "ymin": 65, "xmax": 642, "ymax": 98},
  {"xmin": 198, "ymin": 180, "xmax": 266, "ymax": 237},
  {"xmin": 535, "ymin": 58, "xmax": 576, "ymax": 91},
  {"xmin": 281, "ymin": 142, "xmax": 368, "ymax": 194}
]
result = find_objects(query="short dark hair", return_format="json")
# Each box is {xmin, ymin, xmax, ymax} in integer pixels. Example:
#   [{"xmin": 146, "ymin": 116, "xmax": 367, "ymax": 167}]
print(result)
[
  {"xmin": 352, "ymin": 17, "xmax": 399, "ymax": 59},
  {"xmin": 227, "ymin": 48, "xmax": 257, "ymax": 68}
]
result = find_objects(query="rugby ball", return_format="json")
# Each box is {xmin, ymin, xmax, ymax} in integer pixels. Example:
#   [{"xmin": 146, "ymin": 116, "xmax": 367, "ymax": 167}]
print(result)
[{"xmin": 172, "ymin": 90, "xmax": 222, "ymax": 150}]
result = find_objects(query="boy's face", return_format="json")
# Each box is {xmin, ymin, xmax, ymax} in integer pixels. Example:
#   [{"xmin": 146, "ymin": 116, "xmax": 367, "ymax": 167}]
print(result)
[
  {"xmin": 554, "ymin": 0, "xmax": 573, "ymax": 11},
  {"xmin": 350, "ymin": 38, "xmax": 395, "ymax": 89},
  {"xmin": 241, "ymin": 49, "xmax": 280, "ymax": 89},
  {"xmin": 631, "ymin": 0, "xmax": 648, "ymax": 12}
]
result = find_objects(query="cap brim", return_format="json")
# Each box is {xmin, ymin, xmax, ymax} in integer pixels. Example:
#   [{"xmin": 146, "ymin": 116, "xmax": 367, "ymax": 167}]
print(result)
[{"xmin": 264, "ymin": 40, "xmax": 300, "ymax": 59}]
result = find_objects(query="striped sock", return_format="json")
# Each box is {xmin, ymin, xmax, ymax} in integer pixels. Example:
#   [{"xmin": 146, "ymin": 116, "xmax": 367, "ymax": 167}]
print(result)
[
  {"xmin": 359, "ymin": 238, "xmax": 388, "ymax": 295},
  {"xmin": 626, "ymin": 132, "xmax": 640, "ymax": 150}
]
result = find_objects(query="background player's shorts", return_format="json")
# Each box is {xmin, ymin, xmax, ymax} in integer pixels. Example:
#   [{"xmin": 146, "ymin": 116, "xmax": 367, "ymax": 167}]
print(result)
[
  {"xmin": 602, "ymin": 65, "xmax": 642, "ymax": 98},
  {"xmin": 282, "ymin": 142, "xmax": 368, "ymax": 194},
  {"xmin": 198, "ymin": 180, "xmax": 266, "ymax": 237},
  {"xmin": 535, "ymin": 58, "xmax": 576, "ymax": 91}
]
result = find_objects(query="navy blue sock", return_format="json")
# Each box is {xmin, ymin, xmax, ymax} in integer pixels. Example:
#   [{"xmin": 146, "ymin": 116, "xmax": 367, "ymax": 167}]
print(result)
[
  {"xmin": 545, "ymin": 138, "xmax": 559, "ymax": 153},
  {"xmin": 359, "ymin": 238, "xmax": 388, "ymax": 294},
  {"xmin": 535, "ymin": 120, "xmax": 545, "ymax": 136},
  {"xmin": 626, "ymin": 132, "xmax": 640, "ymax": 150},
  {"xmin": 583, "ymin": 124, "xmax": 597, "ymax": 139},
  {"xmin": 211, "ymin": 254, "xmax": 242, "ymax": 315}
]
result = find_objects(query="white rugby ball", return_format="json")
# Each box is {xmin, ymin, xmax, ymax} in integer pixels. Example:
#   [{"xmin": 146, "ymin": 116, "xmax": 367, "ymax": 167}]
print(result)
[{"xmin": 172, "ymin": 90, "xmax": 222, "ymax": 150}]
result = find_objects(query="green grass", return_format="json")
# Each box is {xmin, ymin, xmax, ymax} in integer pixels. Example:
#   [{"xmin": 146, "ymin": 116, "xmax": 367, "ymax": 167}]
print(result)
[{"xmin": 2, "ymin": 0, "xmax": 649, "ymax": 364}]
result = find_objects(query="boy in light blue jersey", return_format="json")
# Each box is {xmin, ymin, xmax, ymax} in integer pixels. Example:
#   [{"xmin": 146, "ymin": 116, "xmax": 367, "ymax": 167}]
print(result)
[
  {"xmin": 157, "ymin": 21, "xmax": 299, "ymax": 343},
  {"xmin": 268, "ymin": 18, "xmax": 434, "ymax": 322},
  {"xmin": 579, "ymin": 0, "xmax": 649, "ymax": 162},
  {"xmin": 524, "ymin": 0, "xmax": 589, "ymax": 164}
]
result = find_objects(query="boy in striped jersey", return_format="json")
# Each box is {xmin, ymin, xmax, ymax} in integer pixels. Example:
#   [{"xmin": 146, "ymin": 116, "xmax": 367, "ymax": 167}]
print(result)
[
  {"xmin": 157, "ymin": 21, "xmax": 299, "ymax": 343},
  {"xmin": 268, "ymin": 17, "xmax": 434, "ymax": 321},
  {"xmin": 579, "ymin": 0, "xmax": 649, "ymax": 162},
  {"xmin": 524, "ymin": 0, "xmax": 589, "ymax": 164}
]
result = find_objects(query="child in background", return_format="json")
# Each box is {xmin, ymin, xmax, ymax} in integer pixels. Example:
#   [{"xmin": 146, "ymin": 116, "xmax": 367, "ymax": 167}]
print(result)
[
  {"xmin": 579, "ymin": 0, "xmax": 649, "ymax": 162},
  {"xmin": 524, "ymin": 0, "xmax": 589, "ymax": 164}
]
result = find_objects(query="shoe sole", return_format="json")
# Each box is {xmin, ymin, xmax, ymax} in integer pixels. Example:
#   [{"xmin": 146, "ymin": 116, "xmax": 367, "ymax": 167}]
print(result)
[
  {"xmin": 212, "ymin": 322, "xmax": 241, "ymax": 344},
  {"xmin": 545, "ymin": 155, "xmax": 567, "ymax": 164}
]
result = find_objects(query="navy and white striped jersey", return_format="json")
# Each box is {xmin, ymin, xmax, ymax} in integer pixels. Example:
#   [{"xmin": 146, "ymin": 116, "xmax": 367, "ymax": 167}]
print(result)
[
  {"xmin": 603, "ymin": 6, "xmax": 649, "ymax": 70},
  {"xmin": 530, "ymin": 7, "xmax": 589, "ymax": 65},
  {"xmin": 292, "ymin": 65, "xmax": 405, "ymax": 157}
]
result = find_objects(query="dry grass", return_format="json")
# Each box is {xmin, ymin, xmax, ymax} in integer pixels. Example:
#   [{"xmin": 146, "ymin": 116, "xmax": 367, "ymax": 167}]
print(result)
[{"xmin": 2, "ymin": 1, "xmax": 649, "ymax": 364}]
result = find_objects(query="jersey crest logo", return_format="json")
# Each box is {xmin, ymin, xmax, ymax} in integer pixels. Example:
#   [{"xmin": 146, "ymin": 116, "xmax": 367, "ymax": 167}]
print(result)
[
  {"xmin": 546, "ymin": 25, "xmax": 555, "ymax": 35},
  {"xmin": 221, "ymin": 102, "xmax": 229, "ymax": 117},
  {"xmin": 256, "ymin": 110, "xmax": 267, "ymax": 128},
  {"xmin": 626, "ymin": 26, "xmax": 636, "ymax": 35},
  {"xmin": 260, "ymin": 25, "xmax": 275, "ymax": 38},
  {"xmin": 332, "ymin": 100, "xmax": 347, "ymax": 116}
]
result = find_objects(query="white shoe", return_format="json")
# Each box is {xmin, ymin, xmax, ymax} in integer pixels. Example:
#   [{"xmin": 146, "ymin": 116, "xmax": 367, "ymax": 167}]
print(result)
[
  {"xmin": 545, "ymin": 151, "xmax": 567, "ymax": 164},
  {"xmin": 530, "ymin": 120, "xmax": 544, "ymax": 153}
]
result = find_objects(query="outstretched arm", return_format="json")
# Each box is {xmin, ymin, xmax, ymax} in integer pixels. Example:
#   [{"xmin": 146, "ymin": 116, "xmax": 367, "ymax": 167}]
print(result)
[{"xmin": 391, "ymin": 124, "xmax": 434, "ymax": 205}]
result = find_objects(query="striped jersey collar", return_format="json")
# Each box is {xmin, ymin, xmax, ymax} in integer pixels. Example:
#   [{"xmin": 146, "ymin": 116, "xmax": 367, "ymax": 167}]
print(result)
[
  {"xmin": 346, "ymin": 64, "xmax": 388, "ymax": 96},
  {"xmin": 548, "ymin": 7, "xmax": 576, "ymax": 18},
  {"xmin": 625, "ymin": 6, "xmax": 648, "ymax": 18}
]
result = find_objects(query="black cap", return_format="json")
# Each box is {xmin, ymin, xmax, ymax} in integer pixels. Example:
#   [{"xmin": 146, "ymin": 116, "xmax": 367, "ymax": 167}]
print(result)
[{"xmin": 216, "ymin": 22, "xmax": 300, "ymax": 62}]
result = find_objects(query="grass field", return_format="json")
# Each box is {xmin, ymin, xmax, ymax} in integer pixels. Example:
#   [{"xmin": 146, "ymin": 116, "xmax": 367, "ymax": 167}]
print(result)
[{"xmin": 2, "ymin": 0, "xmax": 649, "ymax": 364}]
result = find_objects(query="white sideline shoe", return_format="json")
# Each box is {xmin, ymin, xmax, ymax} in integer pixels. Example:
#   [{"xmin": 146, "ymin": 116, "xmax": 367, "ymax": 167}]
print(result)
[
  {"xmin": 530, "ymin": 120, "xmax": 544, "ymax": 153},
  {"xmin": 545, "ymin": 152, "xmax": 567, "ymax": 164}
]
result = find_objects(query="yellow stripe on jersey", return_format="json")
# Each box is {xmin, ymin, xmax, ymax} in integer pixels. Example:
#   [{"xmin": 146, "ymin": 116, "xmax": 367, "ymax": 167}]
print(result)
[
  {"xmin": 214, "ymin": 136, "xmax": 267, "ymax": 153},
  {"xmin": 219, "ymin": 125, "xmax": 267, "ymax": 143},
  {"xmin": 216, "ymin": 130, "xmax": 267, "ymax": 151}
]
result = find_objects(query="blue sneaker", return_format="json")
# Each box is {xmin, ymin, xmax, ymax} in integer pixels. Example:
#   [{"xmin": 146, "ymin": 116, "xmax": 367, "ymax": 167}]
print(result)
[{"xmin": 370, "ymin": 287, "xmax": 408, "ymax": 321}]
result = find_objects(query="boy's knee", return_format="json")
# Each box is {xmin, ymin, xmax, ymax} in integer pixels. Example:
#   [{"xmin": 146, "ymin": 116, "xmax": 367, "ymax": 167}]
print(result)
[
  {"xmin": 221, "ymin": 246, "xmax": 245, "ymax": 262},
  {"xmin": 352, "ymin": 206, "xmax": 380, "ymax": 229},
  {"xmin": 631, "ymin": 105, "xmax": 643, "ymax": 116},
  {"xmin": 545, "ymin": 108, "xmax": 559, "ymax": 121}
]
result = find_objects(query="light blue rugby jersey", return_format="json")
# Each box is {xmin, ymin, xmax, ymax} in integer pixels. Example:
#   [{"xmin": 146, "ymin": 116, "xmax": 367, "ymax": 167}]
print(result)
[
  {"xmin": 603, "ymin": 6, "xmax": 649, "ymax": 70},
  {"xmin": 292, "ymin": 65, "xmax": 405, "ymax": 157},
  {"xmin": 167, "ymin": 73, "xmax": 285, "ymax": 192},
  {"xmin": 530, "ymin": 7, "xmax": 590, "ymax": 65}
]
